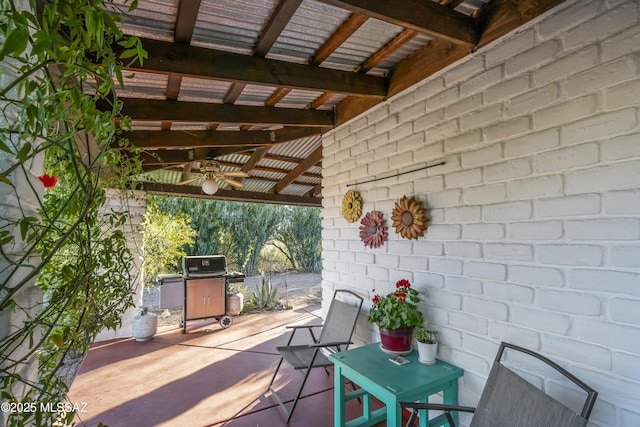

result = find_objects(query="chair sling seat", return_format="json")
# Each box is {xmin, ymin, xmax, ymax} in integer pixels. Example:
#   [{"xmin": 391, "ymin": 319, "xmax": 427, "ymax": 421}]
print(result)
[
  {"xmin": 470, "ymin": 362, "xmax": 588, "ymax": 427},
  {"xmin": 276, "ymin": 345, "xmax": 333, "ymax": 370}
]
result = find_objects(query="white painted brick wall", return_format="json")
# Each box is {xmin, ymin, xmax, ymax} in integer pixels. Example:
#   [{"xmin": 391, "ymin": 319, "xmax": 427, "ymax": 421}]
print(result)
[
  {"xmin": 95, "ymin": 190, "xmax": 147, "ymax": 342},
  {"xmin": 321, "ymin": 1, "xmax": 640, "ymax": 425}
]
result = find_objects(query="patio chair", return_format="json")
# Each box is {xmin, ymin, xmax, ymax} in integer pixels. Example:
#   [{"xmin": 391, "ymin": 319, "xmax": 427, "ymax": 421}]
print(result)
[
  {"xmin": 400, "ymin": 342, "xmax": 598, "ymax": 427},
  {"xmin": 267, "ymin": 289, "xmax": 363, "ymax": 423}
]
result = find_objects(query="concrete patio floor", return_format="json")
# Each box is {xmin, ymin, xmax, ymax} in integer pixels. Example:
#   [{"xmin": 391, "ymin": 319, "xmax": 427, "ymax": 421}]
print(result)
[{"xmin": 67, "ymin": 302, "xmax": 390, "ymax": 427}]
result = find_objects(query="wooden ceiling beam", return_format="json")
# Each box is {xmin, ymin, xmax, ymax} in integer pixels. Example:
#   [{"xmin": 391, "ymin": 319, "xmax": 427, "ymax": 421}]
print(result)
[
  {"xmin": 255, "ymin": 0, "xmax": 303, "ymax": 56},
  {"xmin": 223, "ymin": 0, "xmax": 303, "ymax": 106},
  {"xmin": 143, "ymin": 159, "xmax": 322, "ymax": 180},
  {"xmin": 303, "ymin": 13, "xmax": 368, "ymax": 110},
  {"xmin": 334, "ymin": 38, "xmax": 470, "ymax": 125},
  {"xmin": 241, "ymin": 147, "xmax": 270, "ymax": 174},
  {"xmin": 476, "ymin": 0, "xmax": 568, "ymax": 49},
  {"xmin": 265, "ymin": 87, "xmax": 292, "ymax": 106},
  {"xmin": 141, "ymin": 182, "xmax": 322, "ymax": 207},
  {"xmin": 108, "ymin": 98, "xmax": 335, "ymax": 127},
  {"xmin": 223, "ymin": 83, "xmax": 245, "ymax": 104},
  {"xmin": 439, "ymin": 0, "xmax": 465, "ymax": 8},
  {"xmin": 123, "ymin": 38, "xmax": 387, "ymax": 98},
  {"xmin": 311, "ymin": 13, "xmax": 368, "ymax": 64},
  {"xmin": 387, "ymin": 39, "xmax": 470, "ymax": 98},
  {"xmin": 333, "ymin": 0, "xmax": 565, "ymax": 127},
  {"xmin": 117, "ymin": 127, "xmax": 322, "ymax": 150},
  {"xmin": 356, "ymin": 28, "xmax": 418, "ymax": 73},
  {"xmin": 273, "ymin": 146, "xmax": 323, "ymax": 194},
  {"xmin": 317, "ymin": 0, "xmax": 478, "ymax": 46},
  {"xmin": 163, "ymin": 1, "xmax": 201, "ymax": 130},
  {"xmin": 180, "ymin": 162, "xmax": 193, "ymax": 184},
  {"xmin": 174, "ymin": 0, "xmax": 201, "ymax": 43},
  {"xmin": 162, "ymin": 74, "xmax": 183, "ymax": 130},
  {"xmin": 134, "ymin": 147, "xmax": 255, "ymax": 165}
]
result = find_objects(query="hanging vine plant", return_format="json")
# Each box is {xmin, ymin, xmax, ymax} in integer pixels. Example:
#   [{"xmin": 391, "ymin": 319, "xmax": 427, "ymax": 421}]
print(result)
[
  {"xmin": 391, "ymin": 196, "xmax": 428, "ymax": 240},
  {"xmin": 341, "ymin": 189, "xmax": 363, "ymax": 223},
  {"xmin": 359, "ymin": 210, "xmax": 387, "ymax": 249},
  {"xmin": 0, "ymin": 0, "xmax": 146, "ymax": 425}
]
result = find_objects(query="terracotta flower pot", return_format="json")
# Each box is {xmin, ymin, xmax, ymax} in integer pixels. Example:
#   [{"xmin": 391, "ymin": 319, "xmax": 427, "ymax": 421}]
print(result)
[{"xmin": 379, "ymin": 326, "xmax": 414, "ymax": 353}]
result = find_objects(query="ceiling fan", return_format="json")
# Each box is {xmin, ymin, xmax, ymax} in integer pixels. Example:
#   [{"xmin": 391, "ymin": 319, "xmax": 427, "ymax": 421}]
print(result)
[{"xmin": 178, "ymin": 160, "xmax": 249, "ymax": 194}]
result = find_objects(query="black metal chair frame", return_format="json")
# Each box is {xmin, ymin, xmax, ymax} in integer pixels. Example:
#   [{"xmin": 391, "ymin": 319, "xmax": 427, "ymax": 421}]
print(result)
[
  {"xmin": 267, "ymin": 289, "xmax": 363, "ymax": 423},
  {"xmin": 400, "ymin": 342, "xmax": 598, "ymax": 427}
]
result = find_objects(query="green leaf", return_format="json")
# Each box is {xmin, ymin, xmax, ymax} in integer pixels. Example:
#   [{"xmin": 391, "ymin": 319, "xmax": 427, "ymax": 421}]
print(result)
[
  {"xmin": 85, "ymin": 10, "xmax": 95, "ymax": 34},
  {"xmin": 119, "ymin": 48, "xmax": 139, "ymax": 60},
  {"xmin": 16, "ymin": 142, "xmax": 32, "ymax": 162},
  {"xmin": 0, "ymin": 138, "xmax": 14, "ymax": 154},
  {"xmin": 0, "ymin": 174, "xmax": 13, "ymax": 186},
  {"xmin": 0, "ymin": 26, "xmax": 29, "ymax": 61},
  {"xmin": 50, "ymin": 333, "xmax": 64, "ymax": 349},
  {"xmin": 19, "ymin": 219, "xmax": 29, "ymax": 240}
]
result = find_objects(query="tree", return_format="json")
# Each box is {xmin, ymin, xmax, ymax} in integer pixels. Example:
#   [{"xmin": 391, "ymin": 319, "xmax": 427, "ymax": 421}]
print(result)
[
  {"xmin": 150, "ymin": 198, "xmax": 322, "ymax": 275},
  {"xmin": 272, "ymin": 206, "xmax": 322, "ymax": 272},
  {"xmin": 142, "ymin": 203, "xmax": 196, "ymax": 287}
]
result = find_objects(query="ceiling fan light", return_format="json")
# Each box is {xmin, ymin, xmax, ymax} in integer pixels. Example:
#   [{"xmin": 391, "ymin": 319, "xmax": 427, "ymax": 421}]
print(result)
[{"xmin": 202, "ymin": 179, "xmax": 219, "ymax": 195}]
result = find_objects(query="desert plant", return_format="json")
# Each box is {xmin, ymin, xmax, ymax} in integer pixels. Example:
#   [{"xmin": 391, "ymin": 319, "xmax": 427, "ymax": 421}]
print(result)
[
  {"xmin": 250, "ymin": 275, "xmax": 279, "ymax": 310},
  {"xmin": 414, "ymin": 326, "xmax": 438, "ymax": 344}
]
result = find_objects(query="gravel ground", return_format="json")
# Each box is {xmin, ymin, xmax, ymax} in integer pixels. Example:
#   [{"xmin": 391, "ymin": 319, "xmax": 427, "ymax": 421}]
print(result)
[{"xmin": 144, "ymin": 271, "xmax": 322, "ymax": 327}]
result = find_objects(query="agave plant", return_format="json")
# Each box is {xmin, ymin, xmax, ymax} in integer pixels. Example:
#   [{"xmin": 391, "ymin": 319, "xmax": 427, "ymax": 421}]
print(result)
[{"xmin": 250, "ymin": 275, "xmax": 279, "ymax": 310}]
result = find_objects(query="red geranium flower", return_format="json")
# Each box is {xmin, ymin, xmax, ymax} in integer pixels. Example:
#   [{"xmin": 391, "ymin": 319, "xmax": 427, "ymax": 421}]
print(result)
[
  {"xmin": 396, "ymin": 279, "xmax": 410, "ymax": 289},
  {"xmin": 367, "ymin": 278, "xmax": 424, "ymax": 330},
  {"xmin": 38, "ymin": 174, "xmax": 58, "ymax": 188},
  {"xmin": 394, "ymin": 291, "xmax": 407, "ymax": 302}
]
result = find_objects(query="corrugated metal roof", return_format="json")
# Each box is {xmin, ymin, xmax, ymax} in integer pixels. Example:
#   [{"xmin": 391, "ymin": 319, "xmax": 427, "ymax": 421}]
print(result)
[
  {"xmin": 178, "ymin": 77, "xmax": 232, "ymax": 103},
  {"xmin": 236, "ymin": 84, "xmax": 279, "ymax": 106},
  {"xmin": 324, "ymin": 18, "xmax": 404, "ymax": 73},
  {"xmin": 267, "ymin": 0, "xmax": 350, "ymax": 62},
  {"xmin": 276, "ymin": 89, "xmax": 325, "ymax": 109},
  {"xmin": 268, "ymin": 134, "xmax": 321, "ymax": 158},
  {"xmin": 192, "ymin": 0, "xmax": 276, "ymax": 53},
  {"xmin": 101, "ymin": 0, "xmax": 536, "ymax": 205},
  {"xmin": 278, "ymin": 182, "xmax": 315, "ymax": 195},
  {"xmin": 110, "ymin": 0, "xmax": 178, "ymax": 41}
]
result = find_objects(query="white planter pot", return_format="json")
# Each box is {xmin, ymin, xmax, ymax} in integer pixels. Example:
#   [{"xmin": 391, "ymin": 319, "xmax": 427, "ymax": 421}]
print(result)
[
  {"xmin": 132, "ymin": 312, "xmax": 158, "ymax": 341},
  {"xmin": 226, "ymin": 293, "xmax": 244, "ymax": 316},
  {"xmin": 417, "ymin": 341, "xmax": 438, "ymax": 365}
]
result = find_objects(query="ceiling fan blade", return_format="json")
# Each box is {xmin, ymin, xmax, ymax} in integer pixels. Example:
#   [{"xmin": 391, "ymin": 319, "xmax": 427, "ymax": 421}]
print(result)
[
  {"xmin": 178, "ymin": 177, "xmax": 201, "ymax": 185},
  {"xmin": 221, "ymin": 171, "xmax": 249, "ymax": 178},
  {"xmin": 221, "ymin": 177, "xmax": 245, "ymax": 188}
]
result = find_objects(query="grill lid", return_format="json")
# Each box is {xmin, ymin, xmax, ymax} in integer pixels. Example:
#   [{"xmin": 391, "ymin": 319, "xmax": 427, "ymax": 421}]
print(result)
[{"xmin": 182, "ymin": 255, "xmax": 227, "ymax": 277}]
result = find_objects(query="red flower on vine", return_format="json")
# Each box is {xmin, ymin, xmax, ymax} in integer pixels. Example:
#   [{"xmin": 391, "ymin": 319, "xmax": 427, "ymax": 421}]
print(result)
[
  {"xmin": 372, "ymin": 294, "xmax": 380, "ymax": 304},
  {"xmin": 38, "ymin": 174, "xmax": 58, "ymax": 188}
]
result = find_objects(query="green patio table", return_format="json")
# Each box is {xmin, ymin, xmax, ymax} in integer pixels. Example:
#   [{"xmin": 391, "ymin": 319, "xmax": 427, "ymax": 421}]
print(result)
[{"xmin": 329, "ymin": 343, "xmax": 463, "ymax": 427}]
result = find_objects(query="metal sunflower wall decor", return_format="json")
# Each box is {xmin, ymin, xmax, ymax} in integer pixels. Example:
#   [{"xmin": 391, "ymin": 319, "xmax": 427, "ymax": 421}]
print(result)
[
  {"xmin": 342, "ymin": 190, "xmax": 363, "ymax": 223},
  {"xmin": 391, "ymin": 196, "xmax": 428, "ymax": 240},
  {"xmin": 359, "ymin": 210, "xmax": 388, "ymax": 249}
]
